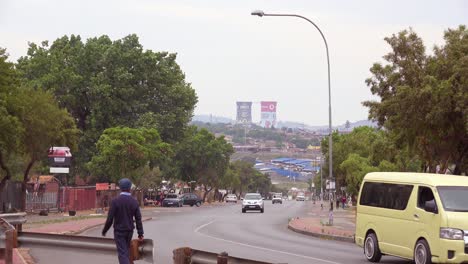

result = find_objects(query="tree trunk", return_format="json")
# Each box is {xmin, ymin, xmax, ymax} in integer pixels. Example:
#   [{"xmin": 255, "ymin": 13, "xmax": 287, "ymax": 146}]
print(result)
[
  {"xmin": 0, "ymin": 151, "xmax": 12, "ymax": 192},
  {"xmin": 202, "ymin": 186, "xmax": 213, "ymax": 202},
  {"xmin": 21, "ymin": 159, "xmax": 35, "ymax": 211}
]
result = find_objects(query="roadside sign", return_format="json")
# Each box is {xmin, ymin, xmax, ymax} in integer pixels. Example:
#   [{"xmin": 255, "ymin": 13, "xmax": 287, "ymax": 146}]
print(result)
[
  {"xmin": 49, "ymin": 167, "xmax": 69, "ymax": 174},
  {"xmin": 96, "ymin": 183, "xmax": 109, "ymax": 191}
]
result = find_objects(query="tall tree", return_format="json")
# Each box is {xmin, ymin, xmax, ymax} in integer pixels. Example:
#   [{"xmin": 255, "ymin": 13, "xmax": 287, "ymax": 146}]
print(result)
[
  {"xmin": 16, "ymin": 34, "xmax": 197, "ymax": 174},
  {"xmin": 8, "ymin": 88, "xmax": 78, "ymax": 210},
  {"xmin": 0, "ymin": 48, "xmax": 23, "ymax": 191},
  {"xmin": 363, "ymin": 26, "xmax": 467, "ymax": 174}
]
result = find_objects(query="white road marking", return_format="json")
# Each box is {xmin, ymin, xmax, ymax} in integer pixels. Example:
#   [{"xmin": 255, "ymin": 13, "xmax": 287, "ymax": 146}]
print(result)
[{"xmin": 194, "ymin": 220, "xmax": 343, "ymax": 264}]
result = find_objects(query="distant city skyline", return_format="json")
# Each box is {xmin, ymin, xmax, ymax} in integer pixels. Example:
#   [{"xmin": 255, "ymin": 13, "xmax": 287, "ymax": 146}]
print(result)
[{"xmin": 1, "ymin": 0, "xmax": 466, "ymax": 126}]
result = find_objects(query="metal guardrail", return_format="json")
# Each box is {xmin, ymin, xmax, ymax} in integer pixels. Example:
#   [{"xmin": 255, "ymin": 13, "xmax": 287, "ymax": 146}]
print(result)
[
  {"xmin": 173, "ymin": 247, "xmax": 283, "ymax": 264},
  {"xmin": 0, "ymin": 213, "xmax": 27, "ymax": 226},
  {"xmin": 17, "ymin": 232, "xmax": 154, "ymax": 263},
  {"xmin": 0, "ymin": 218, "xmax": 17, "ymax": 264},
  {"xmin": 0, "ymin": 213, "xmax": 154, "ymax": 263}
]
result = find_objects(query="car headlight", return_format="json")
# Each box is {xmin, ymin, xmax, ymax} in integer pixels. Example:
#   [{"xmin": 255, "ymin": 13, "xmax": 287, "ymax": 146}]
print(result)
[{"xmin": 440, "ymin": 228, "xmax": 464, "ymax": 240}]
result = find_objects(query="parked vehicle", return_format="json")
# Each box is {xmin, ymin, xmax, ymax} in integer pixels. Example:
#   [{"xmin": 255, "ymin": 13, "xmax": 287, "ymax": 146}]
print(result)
[
  {"xmin": 355, "ymin": 172, "xmax": 468, "ymax": 264},
  {"xmin": 161, "ymin": 193, "xmax": 183, "ymax": 207},
  {"xmin": 242, "ymin": 193, "xmax": 264, "ymax": 213},
  {"xmin": 225, "ymin": 194, "xmax": 238, "ymax": 203},
  {"xmin": 272, "ymin": 194, "xmax": 282, "ymax": 204},
  {"xmin": 181, "ymin": 193, "xmax": 203, "ymax": 207}
]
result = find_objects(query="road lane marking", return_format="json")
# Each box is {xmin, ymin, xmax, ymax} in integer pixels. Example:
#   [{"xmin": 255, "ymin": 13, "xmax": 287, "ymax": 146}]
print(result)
[
  {"xmin": 194, "ymin": 220, "xmax": 216, "ymax": 232},
  {"xmin": 194, "ymin": 220, "xmax": 343, "ymax": 264}
]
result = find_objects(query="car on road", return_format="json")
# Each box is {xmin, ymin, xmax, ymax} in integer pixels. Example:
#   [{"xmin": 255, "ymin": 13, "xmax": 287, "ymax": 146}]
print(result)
[
  {"xmin": 272, "ymin": 194, "xmax": 282, "ymax": 204},
  {"xmin": 296, "ymin": 194, "xmax": 305, "ymax": 201},
  {"xmin": 225, "ymin": 194, "xmax": 238, "ymax": 203},
  {"xmin": 161, "ymin": 193, "xmax": 183, "ymax": 207},
  {"xmin": 180, "ymin": 193, "xmax": 203, "ymax": 207},
  {"xmin": 242, "ymin": 193, "xmax": 264, "ymax": 213}
]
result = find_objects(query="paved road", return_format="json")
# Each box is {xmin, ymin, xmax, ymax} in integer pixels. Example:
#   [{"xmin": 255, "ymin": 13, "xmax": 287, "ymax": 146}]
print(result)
[{"xmin": 30, "ymin": 201, "xmax": 411, "ymax": 264}]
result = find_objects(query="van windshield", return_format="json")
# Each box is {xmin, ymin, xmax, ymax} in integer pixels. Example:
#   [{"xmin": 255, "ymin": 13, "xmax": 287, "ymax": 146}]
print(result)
[{"xmin": 437, "ymin": 186, "xmax": 468, "ymax": 212}]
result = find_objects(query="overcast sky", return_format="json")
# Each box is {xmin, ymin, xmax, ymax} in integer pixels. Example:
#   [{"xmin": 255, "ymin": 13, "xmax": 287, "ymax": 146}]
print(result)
[{"xmin": 1, "ymin": 0, "xmax": 466, "ymax": 126}]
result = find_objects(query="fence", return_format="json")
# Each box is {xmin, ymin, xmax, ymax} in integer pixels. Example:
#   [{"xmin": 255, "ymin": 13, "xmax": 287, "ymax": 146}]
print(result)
[
  {"xmin": 26, "ymin": 192, "xmax": 58, "ymax": 212},
  {"xmin": 25, "ymin": 186, "xmax": 98, "ymax": 212},
  {"xmin": 60, "ymin": 186, "xmax": 96, "ymax": 212},
  {"xmin": 0, "ymin": 181, "xmax": 22, "ymax": 213}
]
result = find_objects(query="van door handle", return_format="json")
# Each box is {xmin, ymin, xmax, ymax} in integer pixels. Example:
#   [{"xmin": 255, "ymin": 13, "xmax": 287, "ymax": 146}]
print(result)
[{"xmin": 414, "ymin": 214, "xmax": 419, "ymax": 218}]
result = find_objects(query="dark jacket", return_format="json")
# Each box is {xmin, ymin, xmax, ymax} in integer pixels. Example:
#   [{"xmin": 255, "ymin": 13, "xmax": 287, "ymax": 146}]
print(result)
[{"xmin": 102, "ymin": 193, "xmax": 144, "ymax": 237}]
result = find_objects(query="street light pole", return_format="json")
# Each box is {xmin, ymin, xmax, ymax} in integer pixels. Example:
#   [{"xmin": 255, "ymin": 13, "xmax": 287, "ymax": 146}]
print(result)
[{"xmin": 251, "ymin": 10, "xmax": 333, "ymax": 183}]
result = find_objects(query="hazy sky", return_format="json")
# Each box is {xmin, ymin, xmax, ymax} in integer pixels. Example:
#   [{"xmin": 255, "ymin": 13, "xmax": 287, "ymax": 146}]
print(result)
[{"xmin": 1, "ymin": 0, "xmax": 466, "ymax": 126}]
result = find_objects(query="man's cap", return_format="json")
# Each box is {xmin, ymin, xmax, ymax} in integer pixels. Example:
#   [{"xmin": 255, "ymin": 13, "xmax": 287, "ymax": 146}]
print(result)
[{"xmin": 119, "ymin": 178, "xmax": 132, "ymax": 191}]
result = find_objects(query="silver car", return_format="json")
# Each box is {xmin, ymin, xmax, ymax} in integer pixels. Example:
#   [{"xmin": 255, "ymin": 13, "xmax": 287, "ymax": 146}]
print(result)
[
  {"xmin": 225, "ymin": 194, "xmax": 238, "ymax": 203},
  {"xmin": 242, "ymin": 193, "xmax": 264, "ymax": 213}
]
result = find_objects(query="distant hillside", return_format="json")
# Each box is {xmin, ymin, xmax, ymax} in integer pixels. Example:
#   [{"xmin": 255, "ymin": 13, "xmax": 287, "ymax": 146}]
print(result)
[
  {"xmin": 278, "ymin": 119, "xmax": 377, "ymax": 131},
  {"xmin": 191, "ymin": 114, "xmax": 234, "ymax": 124},
  {"xmin": 192, "ymin": 115, "xmax": 377, "ymax": 131}
]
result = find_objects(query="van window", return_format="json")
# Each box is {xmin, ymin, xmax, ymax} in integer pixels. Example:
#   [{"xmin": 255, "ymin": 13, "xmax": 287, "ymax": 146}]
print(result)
[
  {"xmin": 417, "ymin": 186, "xmax": 435, "ymax": 209},
  {"xmin": 360, "ymin": 182, "xmax": 413, "ymax": 210},
  {"xmin": 437, "ymin": 186, "xmax": 468, "ymax": 212}
]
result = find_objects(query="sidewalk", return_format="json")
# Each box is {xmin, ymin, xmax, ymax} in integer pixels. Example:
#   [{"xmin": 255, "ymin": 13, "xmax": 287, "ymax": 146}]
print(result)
[
  {"xmin": 13, "ymin": 209, "xmax": 152, "ymax": 264},
  {"xmin": 288, "ymin": 201, "xmax": 356, "ymax": 243},
  {"xmin": 0, "ymin": 249, "xmax": 29, "ymax": 264}
]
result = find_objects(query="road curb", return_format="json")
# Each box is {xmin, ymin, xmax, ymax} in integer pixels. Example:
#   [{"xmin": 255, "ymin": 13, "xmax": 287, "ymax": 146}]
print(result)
[
  {"xmin": 287, "ymin": 223, "xmax": 354, "ymax": 243},
  {"xmin": 70, "ymin": 217, "xmax": 153, "ymax": 235}
]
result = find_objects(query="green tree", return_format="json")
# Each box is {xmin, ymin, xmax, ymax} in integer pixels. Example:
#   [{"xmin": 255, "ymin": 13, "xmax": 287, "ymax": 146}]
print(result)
[
  {"xmin": 363, "ymin": 26, "xmax": 467, "ymax": 175},
  {"xmin": 175, "ymin": 128, "xmax": 233, "ymax": 201},
  {"xmin": 8, "ymin": 88, "xmax": 78, "ymax": 210},
  {"xmin": 340, "ymin": 154, "xmax": 379, "ymax": 196},
  {"xmin": 17, "ymin": 34, "xmax": 197, "ymax": 174},
  {"xmin": 230, "ymin": 160, "xmax": 255, "ymax": 197},
  {"xmin": 321, "ymin": 126, "xmax": 421, "ymax": 194},
  {"xmin": 87, "ymin": 127, "xmax": 171, "ymax": 184},
  {"xmin": 0, "ymin": 48, "xmax": 23, "ymax": 191}
]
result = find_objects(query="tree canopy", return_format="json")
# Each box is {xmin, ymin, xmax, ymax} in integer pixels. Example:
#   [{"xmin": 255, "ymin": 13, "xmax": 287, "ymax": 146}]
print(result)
[
  {"xmin": 363, "ymin": 26, "xmax": 467, "ymax": 175},
  {"xmin": 87, "ymin": 127, "xmax": 171, "ymax": 184},
  {"xmin": 16, "ymin": 34, "xmax": 197, "ymax": 173},
  {"xmin": 321, "ymin": 126, "xmax": 421, "ymax": 195},
  {"xmin": 175, "ymin": 127, "xmax": 234, "ymax": 200}
]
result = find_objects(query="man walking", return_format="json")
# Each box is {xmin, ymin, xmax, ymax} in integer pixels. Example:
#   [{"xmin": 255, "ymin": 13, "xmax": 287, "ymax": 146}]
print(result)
[{"xmin": 102, "ymin": 178, "xmax": 144, "ymax": 264}]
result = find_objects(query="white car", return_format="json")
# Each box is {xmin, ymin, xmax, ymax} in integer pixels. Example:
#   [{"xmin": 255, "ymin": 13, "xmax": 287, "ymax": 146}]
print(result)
[
  {"xmin": 272, "ymin": 194, "xmax": 282, "ymax": 204},
  {"xmin": 242, "ymin": 193, "xmax": 264, "ymax": 213},
  {"xmin": 296, "ymin": 195, "xmax": 305, "ymax": 201},
  {"xmin": 225, "ymin": 194, "xmax": 238, "ymax": 203}
]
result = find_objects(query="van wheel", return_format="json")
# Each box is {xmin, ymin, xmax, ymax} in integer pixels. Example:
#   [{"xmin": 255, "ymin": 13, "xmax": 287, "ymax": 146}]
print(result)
[
  {"xmin": 414, "ymin": 239, "xmax": 431, "ymax": 264},
  {"xmin": 364, "ymin": 233, "xmax": 382, "ymax": 262}
]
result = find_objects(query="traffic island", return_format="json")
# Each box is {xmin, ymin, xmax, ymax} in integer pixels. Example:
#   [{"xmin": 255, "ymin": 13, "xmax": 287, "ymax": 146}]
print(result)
[{"xmin": 288, "ymin": 217, "xmax": 354, "ymax": 243}]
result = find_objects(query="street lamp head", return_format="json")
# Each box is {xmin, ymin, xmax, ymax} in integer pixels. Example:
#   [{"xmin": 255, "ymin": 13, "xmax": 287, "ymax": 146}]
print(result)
[{"xmin": 251, "ymin": 10, "xmax": 264, "ymax": 17}]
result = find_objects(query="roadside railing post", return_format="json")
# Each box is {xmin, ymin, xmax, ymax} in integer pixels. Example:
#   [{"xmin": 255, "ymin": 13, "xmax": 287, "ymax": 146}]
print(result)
[
  {"xmin": 1, "ymin": 218, "xmax": 17, "ymax": 264},
  {"xmin": 5, "ymin": 229, "xmax": 13, "ymax": 264},
  {"xmin": 173, "ymin": 247, "xmax": 191, "ymax": 264},
  {"xmin": 217, "ymin": 251, "xmax": 228, "ymax": 264}
]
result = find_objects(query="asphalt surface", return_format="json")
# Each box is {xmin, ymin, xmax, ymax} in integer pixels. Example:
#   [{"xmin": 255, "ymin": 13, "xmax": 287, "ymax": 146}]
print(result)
[{"xmin": 29, "ymin": 200, "xmax": 411, "ymax": 264}]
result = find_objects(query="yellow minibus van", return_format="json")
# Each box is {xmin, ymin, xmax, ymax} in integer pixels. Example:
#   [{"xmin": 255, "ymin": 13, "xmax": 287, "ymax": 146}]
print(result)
[{"xmin": 355, "ymin": 172, "xmax": 468, "ymax": 264}]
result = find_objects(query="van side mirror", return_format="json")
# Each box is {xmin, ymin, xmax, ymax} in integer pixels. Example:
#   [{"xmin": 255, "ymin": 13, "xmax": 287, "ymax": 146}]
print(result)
[{"xmin": 424, "ymin": 200, "xmax": 438, "ymax": 214}]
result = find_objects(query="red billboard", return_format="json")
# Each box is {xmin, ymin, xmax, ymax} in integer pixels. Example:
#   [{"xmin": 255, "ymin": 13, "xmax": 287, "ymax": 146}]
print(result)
[
  {"xmin": 260, "ymin": 101, "xmax": 277, "ymax": 128},
  {"xmin": 261, "ymin": 101, "xmax": 277, "ymax": 112}
]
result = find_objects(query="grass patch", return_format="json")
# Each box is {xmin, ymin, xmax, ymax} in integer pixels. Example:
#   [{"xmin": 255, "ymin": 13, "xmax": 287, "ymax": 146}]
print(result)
[{"xmin": 26, "ymin": 214, "xmax": 105, "ymax": 225}]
